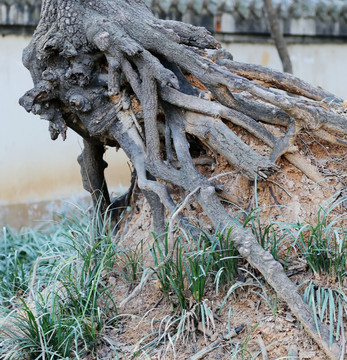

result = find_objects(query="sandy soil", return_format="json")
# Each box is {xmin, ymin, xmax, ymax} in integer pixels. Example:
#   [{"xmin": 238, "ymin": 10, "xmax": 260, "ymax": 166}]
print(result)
[{"xmin": 88, "ymin": 128, "xmax": 346, "ymax": 359}]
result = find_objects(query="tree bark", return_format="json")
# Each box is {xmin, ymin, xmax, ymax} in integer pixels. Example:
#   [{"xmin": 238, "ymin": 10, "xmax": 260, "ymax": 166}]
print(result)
[
  {"xmin": 77, "ymin": 139, "xmax": 110, "ymax": 214},
  {"xmin": 264, "ymin": 0, "xmax": 293, "ymax": 74},
  {"xmin": 19, "ymin": 1, "xmax": 346, "ymax": 358}
]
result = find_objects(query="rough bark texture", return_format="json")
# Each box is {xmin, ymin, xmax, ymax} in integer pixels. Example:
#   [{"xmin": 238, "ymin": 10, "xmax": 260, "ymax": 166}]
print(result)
[
  {"xmin": 20, "ymin": 1, "xmax": 346, "ymax": 358},
  {"xmin": 264, "ymin": 0, "xmax": 293, "ymax": 74}
]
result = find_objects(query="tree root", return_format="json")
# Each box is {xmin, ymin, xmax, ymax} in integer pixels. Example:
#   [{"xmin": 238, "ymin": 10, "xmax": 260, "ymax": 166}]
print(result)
[
  {"xmin": 77, "ymin": 140, "xmax": 111, "ymax": 214},
  {"xmin": 219, "ymin": 60, "xmax": 339, "ymax": 102},
  {"xmin": 20, "ymin": 1, "xmax": 346, "ymax": 358}
]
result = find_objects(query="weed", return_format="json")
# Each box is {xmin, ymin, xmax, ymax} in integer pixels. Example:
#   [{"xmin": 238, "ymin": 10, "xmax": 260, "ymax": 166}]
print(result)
[
  {"xmin": 290, "ymin": 198, "xmax": 346, "ymax": 283},
  {"xmin": 116, "ymin": 240, "xmax": 145, "ymax": 285},
  {"xmin": 303, "ymin": 281, "xmax": 347, "ymax": 347},
  {"xmin": 220, "ymin": 269, "xmax": 278, "ymax": 319},
  {"xmin": 0, "ymin": 226, "xmax": 66, "ymax": 305}
]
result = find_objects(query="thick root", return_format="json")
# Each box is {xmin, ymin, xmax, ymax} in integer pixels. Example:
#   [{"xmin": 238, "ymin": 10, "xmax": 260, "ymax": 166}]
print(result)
[{"xmin": 20, "ymin": 1, "xmax": 347, "ymax": 358}]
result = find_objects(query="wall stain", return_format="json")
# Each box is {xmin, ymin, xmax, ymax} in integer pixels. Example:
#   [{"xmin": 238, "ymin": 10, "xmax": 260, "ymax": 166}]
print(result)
[
  {"xmin": 0, "ymin": 197, "xmax": 89, "ymax": 229},
  {"xmin": 0, "ymin": 155, "xmax": 131, "ymax": 228},
  {"xmin": 261, "ymin": 51, "xmax": 270, "ymax": 66}
]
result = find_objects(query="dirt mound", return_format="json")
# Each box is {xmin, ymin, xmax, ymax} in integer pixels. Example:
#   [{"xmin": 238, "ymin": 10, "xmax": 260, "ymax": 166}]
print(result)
[{"xmin": 92, "ymin": 134, "xmax": 346, "ymax": 359}]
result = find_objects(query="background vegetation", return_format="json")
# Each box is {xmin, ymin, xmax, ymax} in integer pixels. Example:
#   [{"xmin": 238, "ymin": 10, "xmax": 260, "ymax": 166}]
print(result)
[{"xmin": 0, "ymin": 192, "xmax": 345, "ymax": 359}]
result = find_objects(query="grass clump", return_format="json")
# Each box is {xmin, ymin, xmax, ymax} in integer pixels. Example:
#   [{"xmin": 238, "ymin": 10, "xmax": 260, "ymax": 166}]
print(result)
[
  {"xmin": 292, "ymin": 201, "xmax": 346, "ymax": 283},
  {"xmin": 150, "ymin": 232, "xmax": 188, "ymax": 311},
  {"xmin": 286, "ymin": 196, "xmax": 347, "ymax": 347},
  {"xmin": 0, "ymin": 226, "xmax": 67, "ymax": 305},
  {"xmin": 0, "ymin": 208, "xmax": 119, "ymax": 359},
  {"xmin": 0, "ymin": 191, "xmax": 345, "ymax": 359},
  {"xmin": 211, "ymin": 226, "xmax": 240, "ymax": 290},
  {"xmin": 303, "ymin": 281, "xmax": 347, "ymax": 347},
  {"xmin": 115, "ymin": 240, "xmax": 145, "ymax": 286},
  {"xmin": 1, "ymin": 295, "xmax": 76, "ymax": 359},
  {"xmin": 150, "ymin": 225, "xmax": 239, "ymax": 315},
  {"xmin": 147, "ymin": 224, "xmax": 240, "ymax": 351}
]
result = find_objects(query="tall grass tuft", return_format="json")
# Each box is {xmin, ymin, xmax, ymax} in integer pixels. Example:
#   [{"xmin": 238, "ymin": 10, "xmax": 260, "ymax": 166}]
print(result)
[
  {"xmin": 210, "ymin": 226, "xmax": 239, "ymax": 292},
  {"xmin": 1, "ymin": 294, "xmax": 76, "ymax": 359},
  {"xmin": 289, "ymin": 196, "xmax": 346, "ymax": 283},
  {"xmin": 303, "ymin": 281, "xmax": 347, "ymax": 347},
  {"xmin": 0, "ymin": 225, "xmax": 69, "ymax": 306},
  {"xmin": 115, "ymin": 240, "xmax": 145, "ymax": 285},
  {"xmin": 151, "ymin": 224, "xmax": 239, "ymax": 311},
  {"xmin": 0, "ymin": 205, "xmax": 119, "ymax": 358},
  {"xmin": 149, "ymin": 232, "xmax": 188, "ymax": 311}
]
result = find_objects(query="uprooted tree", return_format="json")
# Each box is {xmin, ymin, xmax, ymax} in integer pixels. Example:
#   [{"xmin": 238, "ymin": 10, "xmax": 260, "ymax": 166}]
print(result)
[{"xmin": 20, "ymin": 0, "xmax": 346, "ymax": 358}]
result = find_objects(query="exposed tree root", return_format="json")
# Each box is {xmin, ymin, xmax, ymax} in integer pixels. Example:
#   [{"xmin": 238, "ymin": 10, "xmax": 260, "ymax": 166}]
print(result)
[
  {"xmin": 220, "ymin": 60, "xmax": 338, "ymax": 102},
  {"xmin": 20, "ymin": 1, "xmax": 346, "ymax": 358},
  {"xmin": 77, "ymin": 139, "xmax": 111, "ymax": 214}
]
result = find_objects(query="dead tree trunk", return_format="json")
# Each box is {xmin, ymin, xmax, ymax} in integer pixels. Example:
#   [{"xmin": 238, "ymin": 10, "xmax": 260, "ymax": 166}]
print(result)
[
  {"xmin": 19, "ymin": 1, "xmax": 346, "ymax": 358},
  {"xmin": 264, "ymin": 0, "xmax": 293, "ymax": 74}
]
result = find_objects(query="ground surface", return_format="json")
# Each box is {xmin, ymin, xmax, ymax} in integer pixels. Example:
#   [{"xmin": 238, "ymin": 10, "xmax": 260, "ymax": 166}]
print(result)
[
  {"xmin": 86, "ymin": 133, "xmax": 346, "ymax": 359},
  {"xmin": 1, "ymin": 111, "xmax": 346, "ymax": 360}
]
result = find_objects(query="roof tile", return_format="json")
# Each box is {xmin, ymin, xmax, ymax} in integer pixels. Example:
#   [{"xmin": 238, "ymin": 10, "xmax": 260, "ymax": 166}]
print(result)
[{"xmin": 1, "ymin": 0, "xmax": 347, "ymax": 36}]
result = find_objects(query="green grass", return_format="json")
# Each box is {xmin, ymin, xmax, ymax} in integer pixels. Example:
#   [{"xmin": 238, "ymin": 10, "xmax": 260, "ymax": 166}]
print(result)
[
  {"xmin": 290, "ymin": 200, "xmax": 346, "ymax": 283},
  {"xmin": 147, "ymin": 225, "xmax": 239, "ymax": 350},
  {"xmin": 149, "ymin": 231, "xmax": 190, "ymax": 311},
  {"xmin": 0, "ymin": 225, "xmax": 68, "ymax": 305},
  {"xmin": 242, "ymin": 211, "xmax": 289, "ymax": 262},
  {"xmin": 210, "ymin": 226, "xmax": 239, "ymax": 291},
  {"xmin": 0, "ymin": 207, "xmax": 119, "ymax": 358},
  {"xmin": 150, "ymin": 224, "xmax": 239, "ymax": 314},
  {"xmin": 303, "ymin": 281, "xmax": 347, "ymax": 347},
  {"xmin": 0, "ymin": 192, "xmax": 345, "ymax": 359},
  {"xmin": 115, "ymin": 240, "xmax": 145, "ymax": 285},
  {"xmin": 278, "ymin": 195, "xmax": 347, "ymax": 349},
  {"xmin": 1, "ymin": 294, "xmax": 76, "ymax": 359},
  {"xmin": 182, "ymin": 230, "xmax": 216, "ymax": 304}
]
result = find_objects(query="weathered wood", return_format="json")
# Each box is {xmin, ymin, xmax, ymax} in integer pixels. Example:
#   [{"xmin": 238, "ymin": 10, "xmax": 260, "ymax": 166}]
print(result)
[
  {"xmin": 217, "ymin": 60, "xmax": 340, "ymax": 102},
  {"xmin": 264, "ymin": 0, "xmax": 293, "ymax": 74},
  {"xmin": 77, "ymin": 139, "xmax": 110, "ymax": 213}
]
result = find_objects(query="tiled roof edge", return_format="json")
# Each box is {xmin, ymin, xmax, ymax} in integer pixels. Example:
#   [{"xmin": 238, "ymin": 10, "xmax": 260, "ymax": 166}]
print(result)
[
  {"xmin": 148, "ymin": 0, "xmax": 347, "ymax": 21},
  {"xmin": 1, "ymin": 0, "xmax": 347, "ymax": 36}
]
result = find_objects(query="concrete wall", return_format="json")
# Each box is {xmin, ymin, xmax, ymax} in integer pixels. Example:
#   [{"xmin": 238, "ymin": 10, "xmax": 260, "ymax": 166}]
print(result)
[{"xmin": 1, "ymin": 34, "xmax": 346, "ymax": 226}]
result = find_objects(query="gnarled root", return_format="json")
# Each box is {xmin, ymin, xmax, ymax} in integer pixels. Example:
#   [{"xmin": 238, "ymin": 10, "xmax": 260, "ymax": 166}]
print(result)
[
  {"xmin": 20, "ymin": 1, "xmax": 346, "ymax": 358},
  {"xmin": 77, "ymin": 140, "xmax": 111, "ymax": 214}
]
